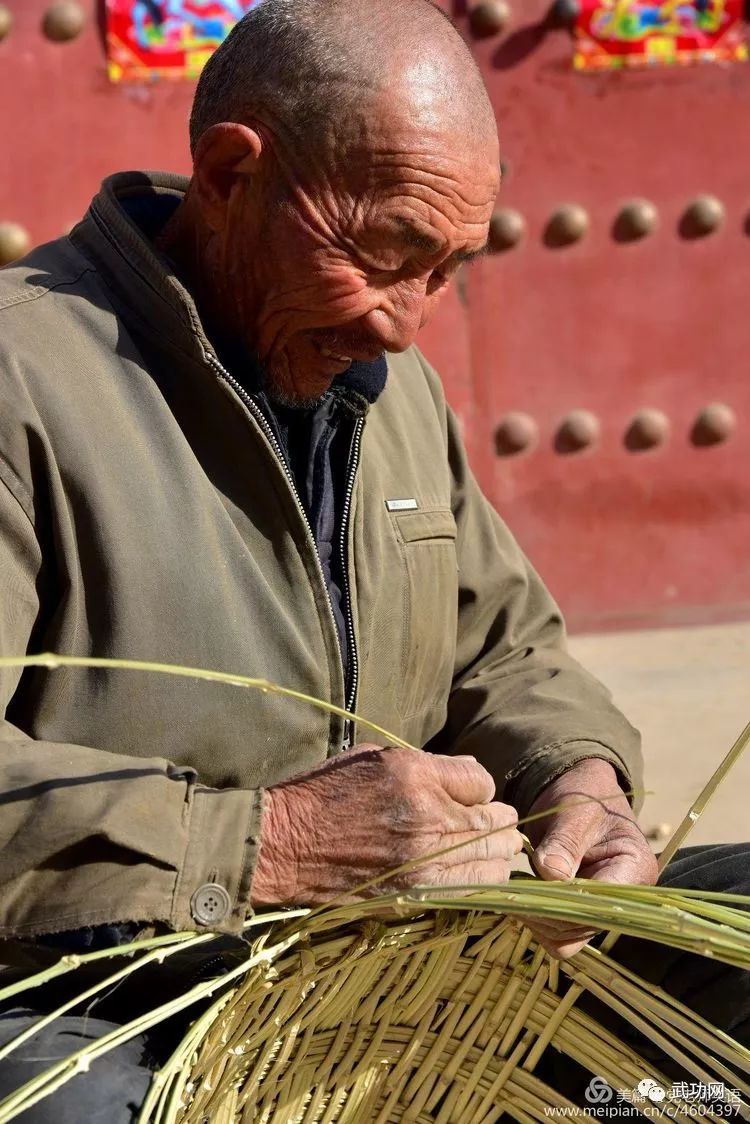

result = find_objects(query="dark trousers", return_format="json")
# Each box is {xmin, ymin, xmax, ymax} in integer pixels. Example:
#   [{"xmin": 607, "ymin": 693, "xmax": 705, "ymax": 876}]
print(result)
[
  {"xmin": 547, "ymin": 844, "xmax": 750, "ymax": 1106},
  {"xmin": 0, "ymin": 844, "xmax": 748, "ymax": 1122}
]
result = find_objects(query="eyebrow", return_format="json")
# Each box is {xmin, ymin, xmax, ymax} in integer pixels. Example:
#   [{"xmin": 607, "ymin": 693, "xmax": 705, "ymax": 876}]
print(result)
[
  {"xmin": 392, "ymin": 217, "xmax": 489, "ymax": 264},
  {"xmin": 393, "ymin": 217, "xmax": 446, "ymax": 254},
  {"xmin": 455, "ymin": 243, "xmax": 490, "ymax": 265}
]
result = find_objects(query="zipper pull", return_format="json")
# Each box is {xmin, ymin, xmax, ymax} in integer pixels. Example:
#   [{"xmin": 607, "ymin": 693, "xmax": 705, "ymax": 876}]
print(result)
[{"xmin": 342, "ymin": 719, "xmax": 355, "ymax": 751}]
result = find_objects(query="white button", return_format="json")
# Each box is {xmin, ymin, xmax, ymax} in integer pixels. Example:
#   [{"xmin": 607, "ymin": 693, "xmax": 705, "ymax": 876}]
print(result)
[{"xmin": 190, "ymin": 883, "xmax": 231, "ymax": 926}]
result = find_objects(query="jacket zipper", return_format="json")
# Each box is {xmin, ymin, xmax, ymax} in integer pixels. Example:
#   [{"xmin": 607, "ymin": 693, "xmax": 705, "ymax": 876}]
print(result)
[
  {"xmin": 206, "ymin": 353, "xmax": 362, "ymax": 750},
  {"xmin": 339, "ymin": 417, "xmax": 364, "ymax": 749}
]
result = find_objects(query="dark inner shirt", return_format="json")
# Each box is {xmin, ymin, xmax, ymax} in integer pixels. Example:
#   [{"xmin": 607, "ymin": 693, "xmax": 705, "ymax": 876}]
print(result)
[{"xmin": 257, "ymin": 391, "xmax": 354, "ymax": 684}]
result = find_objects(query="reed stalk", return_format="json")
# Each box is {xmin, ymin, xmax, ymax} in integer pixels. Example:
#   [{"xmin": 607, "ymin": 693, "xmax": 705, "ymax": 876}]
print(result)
[
  {"xmin": 0, "ymin": 654, "xmax": 416, "ymax": 750},
  {"xmin": 523, "ymin": 712, "xmax": 750, "ymax": 1074},
  {"xmin": 0, "ymin": 653, "xmax": 747, "ymax": 1122}
]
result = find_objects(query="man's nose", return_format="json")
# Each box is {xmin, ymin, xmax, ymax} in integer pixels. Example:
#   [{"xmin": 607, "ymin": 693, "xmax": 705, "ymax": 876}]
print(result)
[{"xmin": 360, "ymin": 283, "xmax": 427, "ymax": 354}]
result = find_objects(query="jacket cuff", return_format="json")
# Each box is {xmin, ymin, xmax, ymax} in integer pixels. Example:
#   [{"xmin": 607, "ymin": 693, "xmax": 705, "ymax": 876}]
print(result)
[
  {"xmin": 172, "ymin": 784, "xmax": 264, "ymax": 935},
  {"xmin": 505, "ymin": 740, "xmax": 636, "ymax": 822}
]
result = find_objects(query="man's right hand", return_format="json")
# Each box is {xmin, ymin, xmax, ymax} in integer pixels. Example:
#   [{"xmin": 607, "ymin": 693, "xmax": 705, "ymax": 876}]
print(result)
[{"xmin": 251, "ymin": 745, "xmax": 523, "ymax": 906}]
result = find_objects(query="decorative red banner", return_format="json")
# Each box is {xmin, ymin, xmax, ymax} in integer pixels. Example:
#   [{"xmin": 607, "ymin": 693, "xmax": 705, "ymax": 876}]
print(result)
[
  {"xmin": 106, "ymin": 0, "xmax": 262, "ymax": 82},
  {"xmin": 574, "ymin": 0, "xmax": 748, "ymax": 70}
]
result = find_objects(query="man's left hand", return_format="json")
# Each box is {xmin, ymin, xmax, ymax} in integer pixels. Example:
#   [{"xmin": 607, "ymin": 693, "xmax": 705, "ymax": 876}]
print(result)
[{"xmin": 523, "ymin": 758, "xmax": 658, "ymax": 959}]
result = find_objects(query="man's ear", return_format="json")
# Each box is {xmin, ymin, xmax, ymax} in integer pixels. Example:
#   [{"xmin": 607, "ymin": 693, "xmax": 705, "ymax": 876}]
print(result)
[{"xmin": 191, "ymin": 123, "xmax": 265, "ymax": 232}]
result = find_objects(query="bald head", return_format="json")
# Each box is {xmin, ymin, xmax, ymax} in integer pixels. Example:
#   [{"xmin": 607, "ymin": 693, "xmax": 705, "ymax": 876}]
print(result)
[
  {"xmin": 190, "ymin": 0, "xmax": 497, "ymax": 164},
  {"xmin": 168, "ymin": 0, "xmax": 499, "ymax": 409}
]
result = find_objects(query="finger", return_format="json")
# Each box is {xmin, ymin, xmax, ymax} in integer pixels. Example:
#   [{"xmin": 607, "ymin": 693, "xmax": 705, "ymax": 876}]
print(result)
[
  {"xmin": 517, "ymin": 917, "xmax": 597, "ymax": 960},
  {"xmin": 536, "ymin": 933, "xmax": 592, "ymax": 961},
  {"xmin": 434, "ymin": 755, "xmax": 496, "ymax": 806},
  {"xmin": 586, "ymin": 848, "xmax": 659, "ymax": 886},
  {"xmin": 454, "ymin": 800, "xmax": 519, "ymax": 835},
  {"xmin": 532, "ymin": 814, "xmax": 602, "ymax": 882},
  {"xmin": 403, "ymin": 829, "xmax": 522, "ymax": 883},
  {"xmin": 438, "ymin": 827, "xmax": 525, "ymax": 866},
  {"xmin": 517, "ymin": 911, "xmax": 597, "ymax": 936},
  {"xmin": 522, "ymin": 919, "xmax": 598, "ymax": 943},
  {"xmin": 426, "ymin": 859, "xmax": 515, "ymax": 889}
]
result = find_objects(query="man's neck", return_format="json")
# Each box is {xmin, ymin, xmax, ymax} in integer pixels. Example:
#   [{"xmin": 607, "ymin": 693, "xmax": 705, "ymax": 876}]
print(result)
[
  {"xmin": 157, "ymin": 195, "xmax": 265, "ymax": 391},
  {"xmin": 157, "ymin": 193, "xmax": 239, "ymax": 343},
  {"xmin": 157, "ymin": 196, "xmax": 224, "ymax": 332}
]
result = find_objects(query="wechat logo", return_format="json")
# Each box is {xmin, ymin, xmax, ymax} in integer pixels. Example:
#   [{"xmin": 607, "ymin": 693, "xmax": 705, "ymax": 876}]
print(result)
[{"xmin": 637, "ymin": 1079, "xmax": 666, "ymax": 1103}]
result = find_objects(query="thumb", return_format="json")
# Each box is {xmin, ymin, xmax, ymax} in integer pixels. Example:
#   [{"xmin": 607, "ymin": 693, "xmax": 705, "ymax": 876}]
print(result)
[{"xmin": 532, "ymin": 829, "xmax": 587, "ymax": 881}]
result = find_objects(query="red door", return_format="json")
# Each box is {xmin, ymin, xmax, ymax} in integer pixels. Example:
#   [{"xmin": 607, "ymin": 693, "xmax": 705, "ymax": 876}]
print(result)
[
  {"xmin": 1, "ymin": 0, "xmax": 748, "ymax": 631},
  {"xmin": 439, "ymin": 0, "xmax": 750, "ymax": 631}
]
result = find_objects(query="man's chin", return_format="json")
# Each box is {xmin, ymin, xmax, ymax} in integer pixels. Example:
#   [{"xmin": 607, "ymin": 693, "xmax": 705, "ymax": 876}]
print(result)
[
  {"xmin": 261, "ymin": 358, "xmax": 340, "ymax": 410},
  {"xmin": 265, "ymin": 384, "xmax": 330, "ymax": 410}
]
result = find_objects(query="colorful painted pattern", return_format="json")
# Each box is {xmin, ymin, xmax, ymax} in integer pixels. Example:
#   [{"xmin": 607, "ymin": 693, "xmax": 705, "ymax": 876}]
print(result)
[
  {"xmin": 106, "ymin": 0, "xmax": 262, "ymax": 81},
  {"xmin": 574, "ymin": 0, "xmax": 747, "ymax": 70}
]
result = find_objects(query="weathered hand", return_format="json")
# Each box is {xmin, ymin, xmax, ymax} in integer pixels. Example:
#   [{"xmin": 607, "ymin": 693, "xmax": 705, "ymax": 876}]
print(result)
[
  {"xmin": 523, "ymin": 758, "xmax": 657, "ymax": 959},
  {"xmin": 251, "ymin": 745, "xmax": 523, "ymax": 906}
]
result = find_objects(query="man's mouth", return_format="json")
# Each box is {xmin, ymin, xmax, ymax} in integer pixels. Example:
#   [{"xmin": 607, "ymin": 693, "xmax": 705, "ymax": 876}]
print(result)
[
  {"xmin": 318, "ymin": 345, "xmax": 352, "ymax": 364},
  {"xmin": 311, "ymin": 334, "xmax": 384, "ymax": 365}
]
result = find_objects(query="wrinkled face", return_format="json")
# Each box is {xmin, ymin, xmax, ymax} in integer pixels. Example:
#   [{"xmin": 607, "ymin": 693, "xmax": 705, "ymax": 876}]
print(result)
[{"xmin": 223, "ymin": 109, "xmax": 499, "ymax": 405}]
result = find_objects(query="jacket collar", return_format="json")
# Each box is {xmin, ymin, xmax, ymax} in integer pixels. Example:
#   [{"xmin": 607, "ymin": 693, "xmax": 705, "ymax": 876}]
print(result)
[
  {"xmin": 72, "ymin": 171, "xmax": 209, "ymax": 365},
  {"xmin": 71, "ymin": 170, "xmax": 388, "ymax": 405}
]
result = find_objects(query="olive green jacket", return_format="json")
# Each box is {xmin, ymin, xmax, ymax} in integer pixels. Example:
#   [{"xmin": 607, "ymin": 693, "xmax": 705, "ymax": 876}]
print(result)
[{"xmin": 0, "ymin": 171, "xmax": 641, "ymax": 939}]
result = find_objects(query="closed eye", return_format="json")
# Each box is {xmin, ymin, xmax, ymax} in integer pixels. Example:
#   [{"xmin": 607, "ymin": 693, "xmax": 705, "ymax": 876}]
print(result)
[
  {"xmin": 454, "ymin": 243, "xmax": 490, "ymax": 266},
  {"xmin": 426, "ymin": 267, "xmax": 453, "ymax": 295}
]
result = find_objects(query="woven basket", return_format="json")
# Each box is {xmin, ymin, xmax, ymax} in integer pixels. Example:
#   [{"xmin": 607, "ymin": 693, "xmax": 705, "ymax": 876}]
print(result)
[
  {"xmin": 0, "ymin": 659, "xmax": 747, "ymax": 1124},
  {"xmin": 150, "ymin": 904, "xmax": 745, "ymax": 1124}
]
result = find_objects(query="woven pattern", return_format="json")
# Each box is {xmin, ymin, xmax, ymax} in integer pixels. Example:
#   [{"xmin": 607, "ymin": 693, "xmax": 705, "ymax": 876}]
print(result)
[
  {"xmin": 0, "ymin": 658, "xmax": 747, "ymax": 1122},
  {"xmin": 171, "ymin": 912, "xmax": 688, "ymax": 1123}
]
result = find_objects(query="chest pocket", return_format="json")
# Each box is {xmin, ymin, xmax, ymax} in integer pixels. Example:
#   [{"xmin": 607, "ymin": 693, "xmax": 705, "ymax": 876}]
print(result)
[{"xmin": 393, "ymin": 508, "xmax": 459, "ymax": 720}]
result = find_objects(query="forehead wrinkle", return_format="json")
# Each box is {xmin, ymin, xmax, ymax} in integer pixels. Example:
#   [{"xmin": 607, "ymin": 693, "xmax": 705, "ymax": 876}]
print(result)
[
  {"xmin": 368, "ymin": 148, "xmax": 496, "ymax": 187},
  {"xmin": 372, "ymin": 187, "xmax": 495, "ymax": 244},
  {"xmin": 360, "ymin": 135, "xmax": 498, "ymax": 182},
  {"xmin": 370, "ymin": 164, "xmax": 499, "ymax": 216}
]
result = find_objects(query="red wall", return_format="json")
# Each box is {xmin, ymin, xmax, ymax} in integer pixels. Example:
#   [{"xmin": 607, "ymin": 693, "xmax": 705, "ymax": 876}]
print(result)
[{"xmin": 2, "ymin": 0, "xmax": 749, "ymax": 630}]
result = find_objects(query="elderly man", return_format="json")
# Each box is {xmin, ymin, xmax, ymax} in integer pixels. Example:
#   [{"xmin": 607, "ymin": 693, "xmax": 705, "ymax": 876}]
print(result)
[{"xmin": 0, "ymin": 0, "xmax": 746, "ymax": 1119}]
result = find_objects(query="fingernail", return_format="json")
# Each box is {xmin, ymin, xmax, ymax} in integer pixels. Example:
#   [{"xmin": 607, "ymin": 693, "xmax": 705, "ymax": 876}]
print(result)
[{"xmin": 536, "ymin": 849, "xmax": 573, "ymax": 877}]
